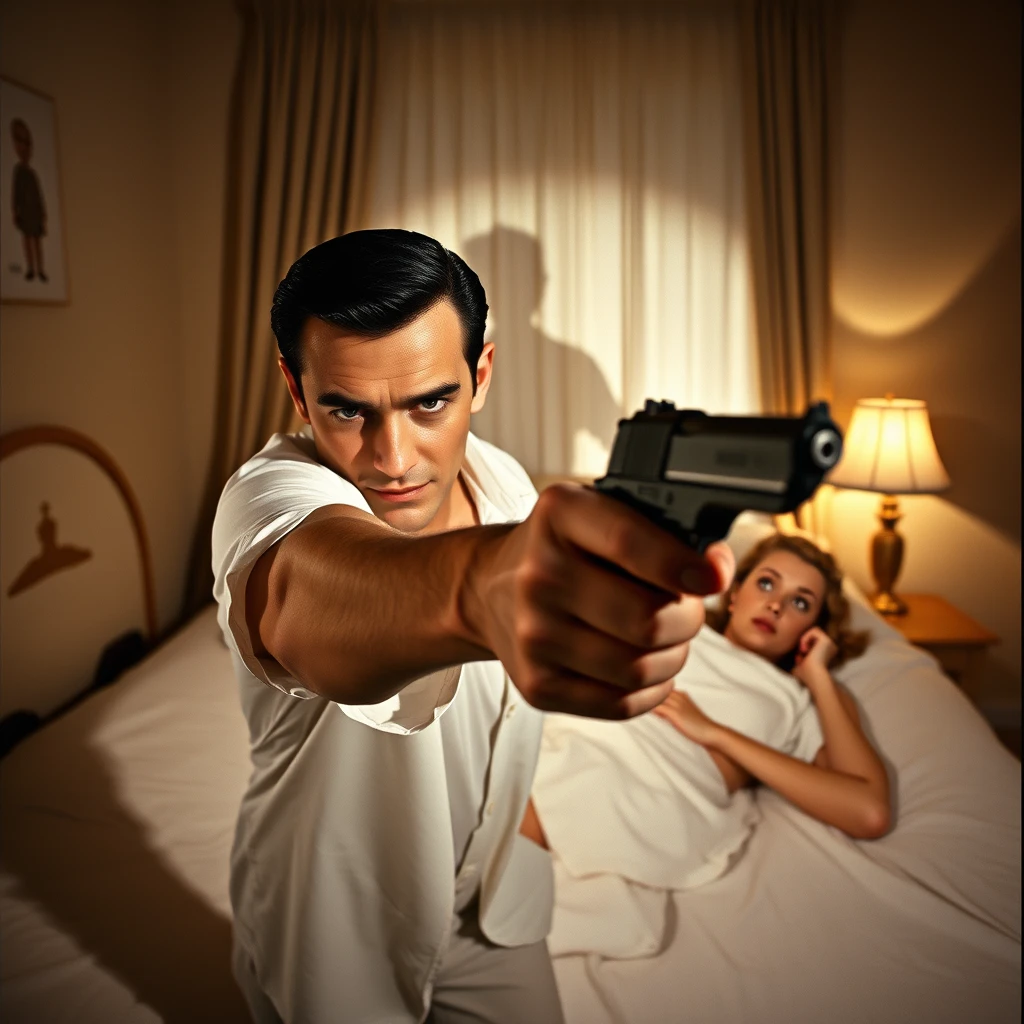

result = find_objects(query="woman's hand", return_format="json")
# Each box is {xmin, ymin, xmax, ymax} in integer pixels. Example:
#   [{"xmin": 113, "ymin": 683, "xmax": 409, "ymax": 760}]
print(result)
[
  {"xmin": 792, "ymin": 626, "xmax": 837, "ymax": 689},
  {"xmin": 651, "ymin": 691, "xmax": 719, "ymax": 746}
]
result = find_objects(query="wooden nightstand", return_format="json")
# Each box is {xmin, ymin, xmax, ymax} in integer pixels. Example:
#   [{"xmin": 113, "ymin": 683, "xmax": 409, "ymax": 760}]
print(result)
[{"xmin": 883, "ymin": 593, "xmax": 999, "ymax": 686}]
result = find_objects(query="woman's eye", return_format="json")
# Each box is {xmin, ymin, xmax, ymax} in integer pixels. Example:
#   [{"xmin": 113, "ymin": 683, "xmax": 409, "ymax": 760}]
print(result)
[
  {"xmin": 794, "ymin": 597, "xmax": 809, "ymax": 612},
  {"xmin": 757, "ymin": 577, "xmax": 773, "ymax": 591}
]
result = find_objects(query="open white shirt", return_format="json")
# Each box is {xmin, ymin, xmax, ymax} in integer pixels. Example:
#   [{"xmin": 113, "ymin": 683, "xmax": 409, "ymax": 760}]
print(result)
[{"xmin": 212, "ymin": 430, "xmax": 552, "ymax": 1024}]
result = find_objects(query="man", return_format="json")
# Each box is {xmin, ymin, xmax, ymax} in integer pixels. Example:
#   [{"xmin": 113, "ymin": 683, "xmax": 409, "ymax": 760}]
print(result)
[{"xmin": 212, "ymin": 229, "xmax": 733, "ymax": 1023}]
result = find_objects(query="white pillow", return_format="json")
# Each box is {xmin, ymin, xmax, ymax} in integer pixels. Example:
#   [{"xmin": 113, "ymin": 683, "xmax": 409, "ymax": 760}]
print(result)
[{"xmin": 721, "ymin": 510, "xmax": 777, "ymax": 563}]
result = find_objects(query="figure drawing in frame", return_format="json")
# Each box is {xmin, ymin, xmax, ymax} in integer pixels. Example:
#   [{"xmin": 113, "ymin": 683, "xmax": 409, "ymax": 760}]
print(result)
[
  {"xmin": 10, "ymin": 117, "xmax": 48, "ymax": 283},
  {"xmin": 0, "ymin": 76, "xmax": 68, "ymax": 303}
]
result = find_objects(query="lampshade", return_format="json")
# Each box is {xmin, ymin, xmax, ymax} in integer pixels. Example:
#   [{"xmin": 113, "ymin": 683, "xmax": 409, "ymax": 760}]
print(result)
[{"xmin": 828, "ymin": 397, "xmax": 950, "ymax": 494}]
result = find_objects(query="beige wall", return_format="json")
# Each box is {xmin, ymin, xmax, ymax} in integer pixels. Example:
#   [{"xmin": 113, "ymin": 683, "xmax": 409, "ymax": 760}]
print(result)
[
  {"xmin": 3, "ymin": 0, "xmax": 1019, "ymax": 715},
  {"xmin": 0, "ymin": 0, "xmax": 239, "ymax": 632},
  {"xmin": 827, "ymin": 0, "xmax": 1021, "ymax": 716}
]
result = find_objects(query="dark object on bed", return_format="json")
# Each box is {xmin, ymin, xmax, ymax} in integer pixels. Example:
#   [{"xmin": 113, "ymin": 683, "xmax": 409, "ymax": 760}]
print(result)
[
  {"xmin": 0, "ymin": 710, "xmax": 42, "ymax": 759},
  {"xmin": 0, "ymin": 628, "xmax": 149, "ymax": 760},
  {"xmin": 92, "ymin": 628, "xmax": 149, "ymax": 690},
  {"xmin": 595, "ymin": 400, "xmax": 842, "ymax": 552}
]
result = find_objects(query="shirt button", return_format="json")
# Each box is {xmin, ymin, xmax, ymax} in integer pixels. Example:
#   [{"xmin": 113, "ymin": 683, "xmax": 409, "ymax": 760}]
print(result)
[
  {"xmin": 485, "ymin": 801, "xmax": 495, "ymax": 818},
  {"xmin": 463, "ymin": 862, "xmax": 477, "ymax": 875},
  {"xmin": 505, "ymin": 704, "xmax": 517, "ymax": 720}
]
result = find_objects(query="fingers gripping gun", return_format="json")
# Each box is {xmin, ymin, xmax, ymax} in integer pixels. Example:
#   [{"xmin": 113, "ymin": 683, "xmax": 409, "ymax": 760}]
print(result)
[{"xmin": 594, "ymin": 401, "xmax": 843, "ymax": 553}]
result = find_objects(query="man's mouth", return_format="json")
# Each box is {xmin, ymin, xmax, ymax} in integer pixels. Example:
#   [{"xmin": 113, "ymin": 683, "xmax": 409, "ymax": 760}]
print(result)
[
  {"xmin": 367, "ymin": 483, "xmax": 429, "ymax": 503},
  {"xmin": 752, "ymin": 617, "xmax": 777, "ymax": 634}
]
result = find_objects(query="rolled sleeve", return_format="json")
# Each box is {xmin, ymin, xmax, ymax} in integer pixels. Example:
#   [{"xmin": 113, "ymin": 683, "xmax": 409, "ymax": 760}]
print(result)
[{"xmin": 212, "ymin": 433, "xmax": 463, "ymax": 733}]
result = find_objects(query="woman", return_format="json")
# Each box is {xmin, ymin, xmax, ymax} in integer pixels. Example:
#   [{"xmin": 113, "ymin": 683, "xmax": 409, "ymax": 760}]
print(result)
[{"xmin": 519, "ymin": 532, "xmax": 890, "ymax": 873}]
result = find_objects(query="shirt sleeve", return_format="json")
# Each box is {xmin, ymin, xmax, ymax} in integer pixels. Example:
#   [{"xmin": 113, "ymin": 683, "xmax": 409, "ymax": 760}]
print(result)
[
  {"xmin": 785, "ymin": 697, "xmax": 825, "ymax": 764},
  {"xmin": 211, "ymin": 435, "xmax": 462, "ymax": 735}
]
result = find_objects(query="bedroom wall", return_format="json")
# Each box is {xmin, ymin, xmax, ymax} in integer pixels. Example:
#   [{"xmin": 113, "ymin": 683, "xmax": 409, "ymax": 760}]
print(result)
[
  {"xmin": 0, "ymin": 0, "xmax": 239, "ymax": 636},
  {"xmin": 3, "ymin": 1, "xmax": 1019, "ymax": 725},
  {"xmin": 827, "ymin": 0, "xmax": 1021, "ymax": 720}
]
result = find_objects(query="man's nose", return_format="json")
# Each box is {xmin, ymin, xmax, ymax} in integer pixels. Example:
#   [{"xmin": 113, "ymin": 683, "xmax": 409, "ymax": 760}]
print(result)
[{"xmin": 371, "ymin": 415, "xmax": 414, "ymax": 480}]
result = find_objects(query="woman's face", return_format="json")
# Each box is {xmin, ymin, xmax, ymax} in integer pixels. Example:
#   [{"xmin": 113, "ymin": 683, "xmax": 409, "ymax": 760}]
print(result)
[{"xmin": 724, "ymin": 550, "xmax": 827, "ymax": 663}]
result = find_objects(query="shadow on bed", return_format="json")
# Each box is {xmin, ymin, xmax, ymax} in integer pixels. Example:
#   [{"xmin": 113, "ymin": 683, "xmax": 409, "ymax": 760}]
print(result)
[{"xmin": 0, "ymin": 674, "xmax": 250, "ymax": 1022}]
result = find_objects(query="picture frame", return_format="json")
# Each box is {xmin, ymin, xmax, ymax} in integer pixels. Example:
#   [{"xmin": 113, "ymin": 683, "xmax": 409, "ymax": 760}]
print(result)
[{"xmin": 0, "ymin": 76, "xmax": 70, "ymax": 304}]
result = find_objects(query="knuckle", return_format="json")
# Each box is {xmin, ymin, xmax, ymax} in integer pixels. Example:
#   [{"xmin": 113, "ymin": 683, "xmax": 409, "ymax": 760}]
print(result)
[
  {"xmin": 533, "ymin": 484, "xmax": 560, "ymax": 517},
  {"xmin": 533, "ymin": 482, "xmax": 575, "ymax": 522},
  {"xmin": 513, "ymin": 614, "xmax": 547, "ymax": 655},
  {"xmin": 624, "ymin": 656, "xmax": 654, "ymax": 689},
  {"xmin": 627, "ymin": 604, "xmax": 662, "ymax": 648},
  {"xmin": 606, "ymin": 519, "xmax": 637, "ymax": 564},
  {"xmin": 517, "ymin": 560, "xmax": 549, "ymax": 603}
]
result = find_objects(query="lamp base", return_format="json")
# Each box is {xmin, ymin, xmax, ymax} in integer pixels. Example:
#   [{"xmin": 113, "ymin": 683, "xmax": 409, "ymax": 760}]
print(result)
[
  {"xmin": 872, "ymin": 590, "xmax": 908, "ymax": 616},
  {"xmin": 871, "ymin": 495, "xmax": 908, "ymax": 616}
]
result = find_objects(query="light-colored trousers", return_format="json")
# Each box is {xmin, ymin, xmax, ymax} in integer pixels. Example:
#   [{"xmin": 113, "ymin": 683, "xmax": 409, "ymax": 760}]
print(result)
[{"xmin": 231, "ymin": 901, "xmax": 565, "ymax": 1024}]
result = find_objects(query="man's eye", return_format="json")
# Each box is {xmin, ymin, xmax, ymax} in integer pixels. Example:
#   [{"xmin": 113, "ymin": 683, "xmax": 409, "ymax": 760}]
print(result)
[
  {"xmin": 333, "ymin": 408, "xmax": 361, "ymax": 421},
  {"xmin": 419, "ymin": 398, "xmax": 448, "ymax": 413}
]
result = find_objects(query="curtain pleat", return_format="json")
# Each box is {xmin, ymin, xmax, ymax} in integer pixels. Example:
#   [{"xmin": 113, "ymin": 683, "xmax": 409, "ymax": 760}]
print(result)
[
  {"xmin": 740, "ymin": 0, "xmax": 834, "ymax": 416},
  {"xmin": 182, "ymin": 0, "xmax": 380, "ymax": 618},
  {"xmin": 371, "ymin": 1, "xmax": 756, "ymax": 480}
]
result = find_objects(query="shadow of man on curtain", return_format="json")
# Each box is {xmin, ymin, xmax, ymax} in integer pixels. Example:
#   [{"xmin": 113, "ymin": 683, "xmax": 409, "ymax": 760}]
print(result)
[{"xmin": 461, "ymin": 226, "xmax": 620, "ymax": 482}]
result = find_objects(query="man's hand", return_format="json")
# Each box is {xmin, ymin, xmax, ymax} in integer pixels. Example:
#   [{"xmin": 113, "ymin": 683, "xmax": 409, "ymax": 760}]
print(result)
[{"xmin": 465, "ymin": 483, "xmax": 734, "ymax": 721}]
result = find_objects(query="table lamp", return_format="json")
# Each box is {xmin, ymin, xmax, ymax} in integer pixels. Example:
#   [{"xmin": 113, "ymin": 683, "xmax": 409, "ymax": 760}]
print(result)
[{"xmin": 828, "ymin": 396, "xmax": 950, "ymax": 615}]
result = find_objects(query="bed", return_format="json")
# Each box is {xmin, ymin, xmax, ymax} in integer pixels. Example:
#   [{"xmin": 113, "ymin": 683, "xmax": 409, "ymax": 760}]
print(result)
[{"xmin": 0, "ymin": 428, "xmax": 1019, "ymax": 1024}]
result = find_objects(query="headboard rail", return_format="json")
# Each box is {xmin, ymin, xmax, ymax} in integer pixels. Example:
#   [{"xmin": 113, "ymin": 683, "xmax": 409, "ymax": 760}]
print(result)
[{"xmin": 0, "ymin": 425, "xmax": 157, "ymax": 641}]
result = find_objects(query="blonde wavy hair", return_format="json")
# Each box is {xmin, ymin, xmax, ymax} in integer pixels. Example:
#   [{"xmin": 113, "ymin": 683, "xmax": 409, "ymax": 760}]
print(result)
[{"xmin": 706, "ymin": 533, "xmax": 869, "ymax": 672}]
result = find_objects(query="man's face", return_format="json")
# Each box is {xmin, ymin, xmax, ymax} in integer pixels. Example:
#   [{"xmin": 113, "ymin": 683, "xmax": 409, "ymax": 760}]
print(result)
[{"xmin": 282, "ymin": 299, "xmax": 493, "ymax": 534}]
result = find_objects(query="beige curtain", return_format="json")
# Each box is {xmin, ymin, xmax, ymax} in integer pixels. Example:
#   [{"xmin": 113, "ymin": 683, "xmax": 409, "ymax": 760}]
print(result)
[
  {"xmin": 369, "ymin": 0, "xmax": 758, "ymax": 481},
  {"xmin": 182, "ymin": 0, "xmax": 380, "ymax": 617},
  {"xmin": 740, "ymin": 0, "xmax": 834, "ymax": 416}
]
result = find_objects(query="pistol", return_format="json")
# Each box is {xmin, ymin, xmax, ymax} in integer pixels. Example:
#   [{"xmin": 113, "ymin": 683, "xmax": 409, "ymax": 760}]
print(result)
[{"xmin": 594, "ymin": 400, "xmax": 843, "ymax": 553}]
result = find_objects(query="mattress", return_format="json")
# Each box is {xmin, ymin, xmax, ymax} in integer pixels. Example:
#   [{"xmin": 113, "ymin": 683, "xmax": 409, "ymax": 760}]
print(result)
[
  {"xmin": 552, "ymin": 588, "xmax": 1022, "ymax": 1023},
  {"xmin": 0, "ymin": 594, "xmax": 1019, "ymax": 1024},
  {"xmin": 0, "ymin": 605, "xmax": 251, "ymax": 1024}
]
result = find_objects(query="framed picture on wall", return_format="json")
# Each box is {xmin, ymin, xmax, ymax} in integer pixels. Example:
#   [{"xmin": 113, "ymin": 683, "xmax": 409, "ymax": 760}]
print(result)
[{"xmin": 0, "ymin": 77, "xmax": 69, "ymax": 304}]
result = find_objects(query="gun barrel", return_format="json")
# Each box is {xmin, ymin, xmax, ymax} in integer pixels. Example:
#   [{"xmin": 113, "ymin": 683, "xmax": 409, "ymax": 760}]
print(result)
[{"xmin": 594, "ymin": 400, "xmax": 843, "ymax": 551}]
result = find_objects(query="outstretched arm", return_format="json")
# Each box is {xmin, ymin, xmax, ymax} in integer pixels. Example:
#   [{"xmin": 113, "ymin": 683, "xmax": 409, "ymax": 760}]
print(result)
[{"xmin": 245, "ymin": 486, "xmax": 732, "ymax": 717}]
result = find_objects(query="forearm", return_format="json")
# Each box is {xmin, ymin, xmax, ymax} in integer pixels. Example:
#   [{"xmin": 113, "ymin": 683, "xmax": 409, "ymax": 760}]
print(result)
[
  {"xmin": 709, "ymin": 726, "xmax": 889, "ymax": 839},
  {"xmin": 806, "ymin": 670, "xmax": 887, "ymax": 785},
  {"xmin": 252, "ymin": 510, "xmax": 513, "ymax": 704}
]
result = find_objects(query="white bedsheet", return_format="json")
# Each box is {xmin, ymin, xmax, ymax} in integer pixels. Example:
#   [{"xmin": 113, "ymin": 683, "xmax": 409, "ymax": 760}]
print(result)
[
  {"xmin": 551, "ymin": 590, "xmax": 1022, "ymax": 1024},
  {"xmin": 0, "ymin": 591, "xmax": 1019, "ymax": 1024},
  {"xmin": 0, "ymin": 606, "xmax": 252, "ymax": 1024}
]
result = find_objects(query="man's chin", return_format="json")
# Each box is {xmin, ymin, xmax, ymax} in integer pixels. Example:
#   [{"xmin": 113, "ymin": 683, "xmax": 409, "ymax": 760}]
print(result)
[{"xmin": 367, "ymin": 497, "xmax": 442, "ymax": 534}]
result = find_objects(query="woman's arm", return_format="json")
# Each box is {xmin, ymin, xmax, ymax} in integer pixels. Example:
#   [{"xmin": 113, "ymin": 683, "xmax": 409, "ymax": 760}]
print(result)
[
  {"xmin": 652, "ymin": 632, "xmax": 890, "ymax": 839},
  {"xmin": 710, "ymin": 694, "xmax": 890, "ymax": 839}
]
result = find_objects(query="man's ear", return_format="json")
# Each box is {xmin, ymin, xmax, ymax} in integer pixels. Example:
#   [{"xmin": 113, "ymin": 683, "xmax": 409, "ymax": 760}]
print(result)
[
  {"xmin": 470, "ymin": 342, "xmax": 495, "ymax": 414},
  {"xmin": 279, "ymin": 357, "xmax": 311, "ymax": 424}
]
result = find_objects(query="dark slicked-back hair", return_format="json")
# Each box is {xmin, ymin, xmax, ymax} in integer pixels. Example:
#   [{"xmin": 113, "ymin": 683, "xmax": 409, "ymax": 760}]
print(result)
[{"xmin": 271, "ymin": 229, "xmax": 488, "ymax": 396}]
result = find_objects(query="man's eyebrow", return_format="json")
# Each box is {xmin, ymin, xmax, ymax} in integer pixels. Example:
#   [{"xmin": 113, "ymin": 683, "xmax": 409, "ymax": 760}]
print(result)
[
  {"xmin": 315, "ymin": 381, "xmax": 462, "ymax": 412},
  {"xmin": 403, "ymin": 381, "xmax": 462, "ymax": 407}
]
